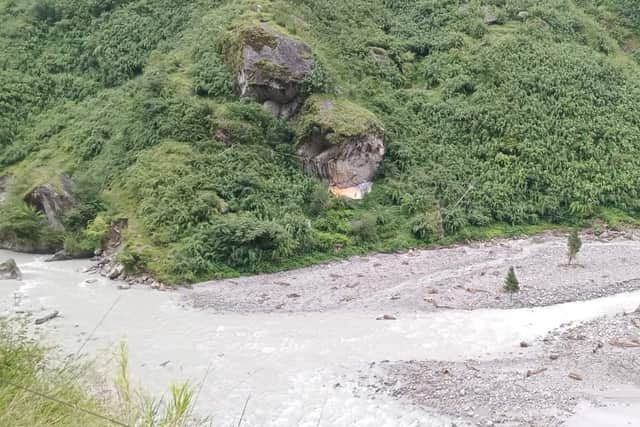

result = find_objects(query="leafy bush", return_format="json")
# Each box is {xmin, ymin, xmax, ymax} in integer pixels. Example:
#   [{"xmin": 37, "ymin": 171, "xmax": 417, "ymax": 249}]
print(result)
[
  {"xmin": 350, "ymin": 213, "xmax": 378, "ymax": 243},
  {"xmin": 4, "ymin": 0, "xmax": 640, "ymax": 281}
]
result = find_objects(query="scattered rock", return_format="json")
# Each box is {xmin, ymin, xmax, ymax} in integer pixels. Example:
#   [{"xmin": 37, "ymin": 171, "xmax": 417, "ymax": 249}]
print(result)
[
  {"xmin": 549, "ymin": 354, "xmax": 559, "ymax": 361},
  {"xmin": 45, "ymin": 250, "xmax": 73, "ymax": 262},
  {"xmin": 107, "ymin": 264, "xmax": 125, "ymax": 280},
  {"xmin": 376, "ymin": 314, "xmax": 397, "ymax": 320},
  {"xmin": 85, "ymin": 278, "xmax": 98, "ymax": 284},
  {"xmin": 35, "ymin": 310, "xmax": 59, "ymax": 325},
  {"xmin": 0, "ymin": 259, "xmax": 21, "ymax": 280},
  {"xmin": 568, "ymin": 372, "xmax": 583, "ymax": 381},
  {"xmin": 609, "ymin": 338, "xmax": 640, "ymax": 348},
  {"xmin": 526, "ymin": 367, "xmax": 547, "ymax": 377},
  {"xmin": 592, "ymin": 341, "xmax": 604, "ymax": 353},
  {"xmin": 483, "ymin": 9, "xmax": 500, "ymax": 25},
  {"xmin": 230, "ymin": 24, "xmax": 315, "ymax": 118},
  {"xmin": 117, "ymin": 283, "xmax": 131, "ymax": 290},
  {"xmin": 286, "ymin": 293, "xmax": 301, "ymax": 298},
  {"xmin": 517, "ymin": 11, "xmax": 529, "ymax": 20},
  {"xmin": 520, "ymin": 341, "xmax": 530, "ymax": 348}
]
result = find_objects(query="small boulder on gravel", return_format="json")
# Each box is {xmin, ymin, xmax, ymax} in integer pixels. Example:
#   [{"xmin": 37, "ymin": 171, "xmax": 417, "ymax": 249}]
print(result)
[{"xmin": 0, "ymin": 258, "xmax": 21, "ymax": 280}]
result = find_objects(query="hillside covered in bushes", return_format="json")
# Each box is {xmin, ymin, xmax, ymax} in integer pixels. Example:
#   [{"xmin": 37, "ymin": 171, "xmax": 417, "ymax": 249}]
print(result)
[{"xmin": 2, "ymin": 0, "xmax": 640, "ymax": 283}]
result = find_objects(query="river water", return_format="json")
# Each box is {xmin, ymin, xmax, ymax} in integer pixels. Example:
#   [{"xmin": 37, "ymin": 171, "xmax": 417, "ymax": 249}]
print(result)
[{"xmin": 2, "ymin": 250, "xmax": 640, "ymax": 426}]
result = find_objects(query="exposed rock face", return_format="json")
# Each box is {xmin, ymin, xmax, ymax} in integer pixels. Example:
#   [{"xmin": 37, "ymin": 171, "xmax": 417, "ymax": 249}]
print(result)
[
  {"xmin": 0, "ymin": 258, "xmax": 21, "ymax": 280},
  {"xmin": 233, "ymin": 25, "xmax": 315, "ymax": 118},
  {"xmin": 24, "ymin": 174, "xmax": 77, "ymax": 229},
  {"xmin": 297, "ymin": 97, "xmax": 385, "ymax": 199}
]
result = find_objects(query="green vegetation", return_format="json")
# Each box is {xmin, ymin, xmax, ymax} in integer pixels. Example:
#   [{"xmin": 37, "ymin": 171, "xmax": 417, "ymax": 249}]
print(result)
[
  {"xmin": 2, "ymin": 0, "xmax": 640, "ymax": 283},
  {"xmin": 297, "ymin": 96, "xmax": 382, "ymax": 145},
  {"xmin": 0, "ymin": 319, "xmax": 197, "ymax": 426},
  {"xmin": 567, "ymin": 229, "xmax": 583, "ymax": 264},
  {"xmin": 504, "ymin": 266, "xmax": 520, "ymax": 293}
]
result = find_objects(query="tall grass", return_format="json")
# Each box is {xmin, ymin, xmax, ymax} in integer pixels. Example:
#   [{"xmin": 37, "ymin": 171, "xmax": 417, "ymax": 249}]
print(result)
[{"xmin": 0, "ymin": 319, "xmax": 201, "ymax": 427}]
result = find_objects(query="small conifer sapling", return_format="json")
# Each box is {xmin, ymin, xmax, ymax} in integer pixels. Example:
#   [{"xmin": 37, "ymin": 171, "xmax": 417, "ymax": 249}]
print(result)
[
  {"xmin": 567, "ymin": 230, "xmax": 582, "ymax": 265},
  {"xmin": 504, "ymin": 266, "xmax": 520, "ymax": 293}
]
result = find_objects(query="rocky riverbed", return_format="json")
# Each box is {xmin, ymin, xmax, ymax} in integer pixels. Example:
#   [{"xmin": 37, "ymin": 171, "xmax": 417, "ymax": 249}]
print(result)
[
  {"xmin": 185, "ymin": 231, "xmax": 640, "ymax": 313},
  {"xmin": 370, "ymin": 310, "xmax": 640, "ymax": 426},
  {"xmin": 2, "ymin": 231, "xmax": 640, "ymax": 426}
]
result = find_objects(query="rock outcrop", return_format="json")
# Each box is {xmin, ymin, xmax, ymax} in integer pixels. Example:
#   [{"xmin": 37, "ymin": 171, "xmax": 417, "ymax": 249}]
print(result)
[
  {"xmin": 230, "ymin": 24, "xmax": 315, "ymax": 118},
  {"xmin": 0, "ymin": 258, "xmax": 21, "ymax": 280},
  {"xmin": 296, "ymin": 97, "xmax": 385, "ymax": 199},
  {"xmin": 24, "ymin": 174, "xmax": 77, "ymax": 230}
]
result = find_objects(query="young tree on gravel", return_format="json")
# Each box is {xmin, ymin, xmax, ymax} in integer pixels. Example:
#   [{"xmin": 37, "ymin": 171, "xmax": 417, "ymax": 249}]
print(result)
[
  {"xmin": 567, "ymin": 230, "xmax": 582, "ymax": 265},
  {"xmin": 504, "ymin": 266, "xmax": 520, "ymax": 294}
]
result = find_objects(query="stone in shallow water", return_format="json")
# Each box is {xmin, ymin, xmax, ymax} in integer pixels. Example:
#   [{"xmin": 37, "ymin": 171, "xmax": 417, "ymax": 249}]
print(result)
[{"xmin": 0, "ymin": 258, "xmax": 21, "ymax": 280}]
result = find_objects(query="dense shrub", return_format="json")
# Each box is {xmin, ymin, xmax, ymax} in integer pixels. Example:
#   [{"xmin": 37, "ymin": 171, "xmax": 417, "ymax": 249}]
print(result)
[{"xmin": 4, "ymin": 0, "xmax": 640, "ymax": 281}]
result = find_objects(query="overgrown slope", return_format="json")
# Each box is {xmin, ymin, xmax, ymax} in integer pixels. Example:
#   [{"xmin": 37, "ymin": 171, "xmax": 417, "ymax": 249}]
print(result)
[{"xmin": 2, "ymin": 0, "xmax": 640, "ymax": 283}]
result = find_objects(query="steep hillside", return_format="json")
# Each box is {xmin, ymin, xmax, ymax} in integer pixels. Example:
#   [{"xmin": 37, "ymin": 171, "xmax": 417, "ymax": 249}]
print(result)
[{"xmin": 2, "ymin": 0, "xmax": 640, "ymax": 283}]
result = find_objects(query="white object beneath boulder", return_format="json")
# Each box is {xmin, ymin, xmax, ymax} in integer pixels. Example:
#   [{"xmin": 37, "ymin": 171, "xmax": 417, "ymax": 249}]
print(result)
[{"xmin": 329, "ymin": 182, "xmax": 373, "ymax": 200}]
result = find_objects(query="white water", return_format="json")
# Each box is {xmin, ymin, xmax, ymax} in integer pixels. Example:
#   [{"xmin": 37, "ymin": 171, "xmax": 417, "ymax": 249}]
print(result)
[{"xmin": 2, "ymin": 250, "xmax": 640, "ymax": 426}]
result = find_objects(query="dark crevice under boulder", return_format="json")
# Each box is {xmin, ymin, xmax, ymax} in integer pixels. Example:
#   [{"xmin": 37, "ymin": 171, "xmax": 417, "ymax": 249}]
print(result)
[
  {"xmin": 0, "ymin": 258, "xmax": 21, "ymax": 280},
  {"xmin": 296, "ymin": 97, "xmax": 385, "ymax": 199},
  {"xmin": 229, "ymin": 24, "xmax": 315, "ymax": 118}
]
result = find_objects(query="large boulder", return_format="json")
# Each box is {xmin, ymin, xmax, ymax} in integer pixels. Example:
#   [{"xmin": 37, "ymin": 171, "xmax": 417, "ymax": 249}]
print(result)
[
  {"xmin": 229, "ymin": 24, "xmax": 315, "ymax": 118},
  {"xmin": 0, "ymin": 258, "xmax": 21, "ymax": 280},
  {"xmin": 296, "ymin": 97, "xmax": 385, "ymax": 199},
  {"xmin": 24, "ymin": 174, "xmax": 77, "ymax": 230}
]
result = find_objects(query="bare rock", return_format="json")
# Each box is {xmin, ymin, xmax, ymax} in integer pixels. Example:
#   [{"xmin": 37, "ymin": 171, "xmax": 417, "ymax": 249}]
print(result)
[
  {"xmin": 230, "ymin": 24, "xmax": 315, "ymax": 118},
  {"xmin": 107, "ymin": 263, "xmax": 125, "ymax": 280},
  {"xmin": 35, "ymin": 310, "xmax": 59, "ymax": 325},
  {"xmin": 568, "ymin": 372, "xmax": 583, "ymax": 381},
  {"xmin": 297, "ymin": 97, "xmax": 385, "ymax": 197},
  {"xmin": 24, "ymin": 174, "xmax": 77, "ymax": 230},
  {"xmin": 45, "ymin": 250, "xmax": 73, "ymax": 262},
  {"xmin": 483, "ymin": 9, "xmax": 500, "ymax": 25},
  {"xmin": 0, "ymin": 258, "xmax": 21, "ymax": 280}
]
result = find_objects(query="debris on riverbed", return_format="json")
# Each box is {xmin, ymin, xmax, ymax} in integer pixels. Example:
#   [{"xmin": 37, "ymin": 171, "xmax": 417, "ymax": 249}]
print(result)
[
  {"xmin": 35, "ymin": 310, "xmax": 59, "ymax": 325},
  {"xmin": 568, "ymin": 372, "xmax": 583, "ymax": 381},
  {"xmin": 526, "ymin": 367, "xmax": 547, "ymax": 377},
  {"xmin": 184, "ymin": 233, "xmax": 640, "ymax": 313},
  {"xmin": 371, "ymin": 310, "xmax": 640, "ymax": 426}
]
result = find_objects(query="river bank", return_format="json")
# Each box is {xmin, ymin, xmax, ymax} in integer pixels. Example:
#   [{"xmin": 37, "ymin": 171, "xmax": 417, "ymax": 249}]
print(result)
[{"xmin": 1, "ymin": 232, "xmax": 640, "ymax": 426}]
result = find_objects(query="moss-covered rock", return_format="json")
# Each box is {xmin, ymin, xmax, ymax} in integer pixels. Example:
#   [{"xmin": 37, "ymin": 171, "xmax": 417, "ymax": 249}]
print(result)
[
  {"xmin": 296, "ymin": 96, "xmax": 385, "ymax": 197},
  {"xmin": 227, "ymin": 24, "xmax": 315, "ymax": 118},
  {"xmin": 24, "ymin": 174, "xmax": 77, "ymax": 230}
]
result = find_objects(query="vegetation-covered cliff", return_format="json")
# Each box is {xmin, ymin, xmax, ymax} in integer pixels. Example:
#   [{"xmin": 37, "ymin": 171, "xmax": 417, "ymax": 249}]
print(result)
[{"xmin": 2, "ymin": 0, "xmax": 640, "ymax": 283}]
